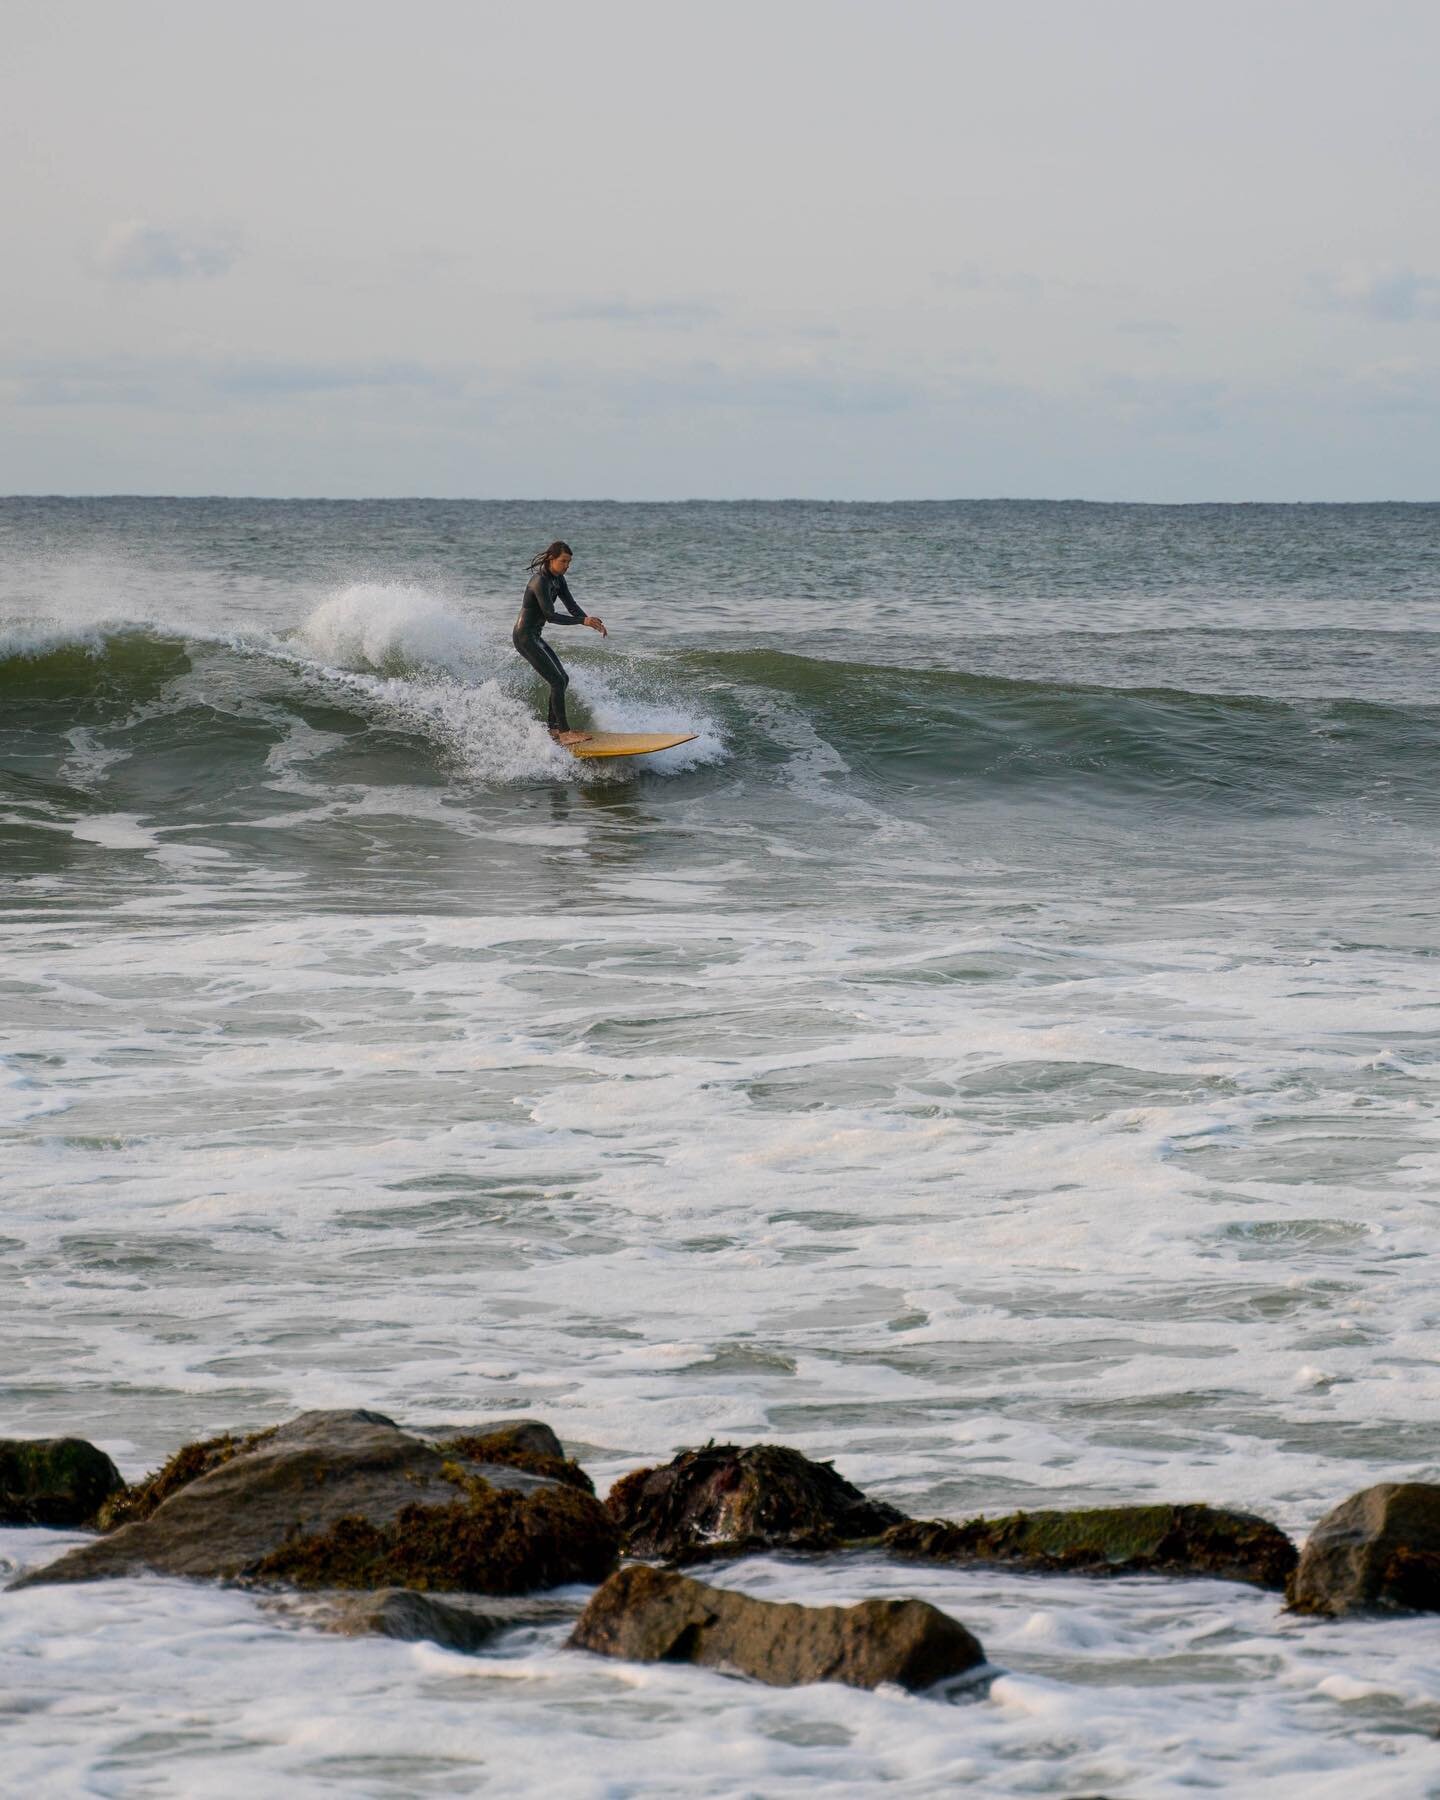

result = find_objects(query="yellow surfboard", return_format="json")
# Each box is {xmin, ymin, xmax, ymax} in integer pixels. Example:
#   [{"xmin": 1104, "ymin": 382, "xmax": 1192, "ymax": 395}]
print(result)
[{"xmin": 567, "ymin": 731, "xmax": 698, "ymax": 761}]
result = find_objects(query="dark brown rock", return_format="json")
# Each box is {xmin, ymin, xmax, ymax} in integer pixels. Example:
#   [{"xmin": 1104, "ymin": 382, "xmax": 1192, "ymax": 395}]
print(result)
[
  {"xmin": 570, "ymin": 1564, "xmax": 984, "ymax": 1693},
  {"xmin": 266, "ymin": 1585, "xmax": 580, "ymax": 1645},
  {"xmin": 1287, "ymin": 1483, "xmax": 1440, "ymax": 1617},
  {"xmin": 0, "ymin": 1437, "xmax": 124, "ymax": 1527},
  {"xmin": 885, "ymin": 1503, "xmax": 1297, "ymax": 1590},
  {"xmin": 607, "ymin": 1443, "xmax": 905, "ymax": 1563},
  {"xmin": 10, "ymin": 1408, "xmax": 617, "ymax": 1595},
  {"xmin": 304, "ymin": 1588, "xmax": 505, "ymax": 1653}
]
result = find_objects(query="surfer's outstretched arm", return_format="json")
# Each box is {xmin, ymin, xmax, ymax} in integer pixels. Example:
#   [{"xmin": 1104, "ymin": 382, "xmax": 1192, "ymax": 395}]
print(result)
[{"xmin": 558, "ymin": 574, "xmax": 608, "ymax": 637}]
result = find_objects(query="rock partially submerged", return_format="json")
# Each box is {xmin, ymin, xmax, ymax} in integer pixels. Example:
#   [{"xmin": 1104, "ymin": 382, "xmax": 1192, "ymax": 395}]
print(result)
[
  {"xmin": 0, "ymin": 1437, "xmax": 124, "ymax": 1528},
  {"xmin": 11, "ymin": 1409, "xmax": 617, "ymax": 1595},
  {"xmin": 267, "ymin": 1584, "xmax": 580, "ymax": 1649},
  {"xmin": 1287, "ymin": 1483, "xmax": 1440, "ymax": 1617},
  {"xmin": 571, "ymin": 1564, "xmax": 984, "ymax": 1693},
  {"xmin": 607, "ymin": 1443, "xmax": 905, "ymax": 1562},
  {"xmin": 298, "ymin": 1587, "xmax": 506, "ymax": 1653},
  {"xmin": 885, "ymin": 1504, "xmax": 1297, "ymax": 1590}
]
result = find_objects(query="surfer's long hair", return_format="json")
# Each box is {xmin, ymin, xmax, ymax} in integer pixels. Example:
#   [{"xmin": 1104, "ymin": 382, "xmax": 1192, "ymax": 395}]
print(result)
[{"xmin": 528, "ymin": 541, "xmax": 573, "ymax": 574}]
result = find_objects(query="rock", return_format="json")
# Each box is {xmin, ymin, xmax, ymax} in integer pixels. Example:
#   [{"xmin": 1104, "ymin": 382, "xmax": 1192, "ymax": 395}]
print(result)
[
  {"xmin": 303, "ymin": 1588, "xmax": 505, "ymax": 1653},
  {"xmin": 265, "ymin": 1585, "xmax": 580, "ymax": 1647},
  {"xmin": 95, "ymin": 1416, "xmax": 594, "ymax": 1532},
  {"xmin": 606, "ymin": 1443, "xmax": 905, "ymax": 1563},
  {"xmin": 434, "ymin": 1421, "xmax": 594, "ymax": 1495},
  {"xmin": 0, "ymin": 1437, "xmax": 124, "ymax": 1527},
  {"xmin": 95, "ymin": 1427, "xmax": 278, "ymax": 1531},
  {"xmin": 570, "ymin": 1564, "xmax": 984, "ymax": 1693},
  {"xmin": 10, "ymin": 1408, "xmax": 617, "ymax": 1595},
  {"xmin": 432, "ymin": 1419, "xmax": 565, "ymax": 1462},
  {"xmin": 1287, "ymin": 1483, "xmax": 1440, "ymax": 1617},
  {"xmin": 885, "ymin": 1504, "xmax": 1297, "ymax": 1590}
]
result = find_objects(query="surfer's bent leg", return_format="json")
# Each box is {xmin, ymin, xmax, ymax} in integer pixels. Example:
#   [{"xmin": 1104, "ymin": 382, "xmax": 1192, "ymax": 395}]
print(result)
[{"xmin": 512, "ymin": 628, "xmax": 571, "ymax": 732}]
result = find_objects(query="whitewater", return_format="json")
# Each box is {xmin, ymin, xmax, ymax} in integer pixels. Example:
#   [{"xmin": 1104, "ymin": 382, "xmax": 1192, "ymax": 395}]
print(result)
[{"xmin": 2, "ymin": 497, "xmax": 1439, "ymax": 1796}]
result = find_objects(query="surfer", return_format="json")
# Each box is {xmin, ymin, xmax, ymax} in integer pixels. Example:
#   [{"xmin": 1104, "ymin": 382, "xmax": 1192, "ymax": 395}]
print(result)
[{"xmin": 513, "ymin": 541, "xmax": 607, "ymax": 743}]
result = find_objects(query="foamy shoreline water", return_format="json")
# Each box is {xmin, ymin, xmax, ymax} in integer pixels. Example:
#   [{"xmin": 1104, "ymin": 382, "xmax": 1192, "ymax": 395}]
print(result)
[{"xmin": 3, "ymin": 499, "xmax": 1438, "ymax": 1794}]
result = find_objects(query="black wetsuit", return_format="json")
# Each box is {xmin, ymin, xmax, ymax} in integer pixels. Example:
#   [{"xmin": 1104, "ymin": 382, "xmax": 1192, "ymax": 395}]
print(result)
[{"xmin": 513, "ymin": 568, "xmax": 587, "ymax": 732}]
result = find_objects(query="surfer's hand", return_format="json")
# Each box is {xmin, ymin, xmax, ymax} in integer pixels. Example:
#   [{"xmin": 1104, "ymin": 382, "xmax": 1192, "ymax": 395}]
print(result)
[{"xmin": 585, "ymin": 616, "xmax": 608, "ymax": 637}]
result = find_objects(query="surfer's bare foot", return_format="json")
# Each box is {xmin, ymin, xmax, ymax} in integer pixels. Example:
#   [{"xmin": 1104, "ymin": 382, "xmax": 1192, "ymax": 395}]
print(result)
[{"xmin": 551, "ymin": 729, "xmax": 588, "ymax": 745}]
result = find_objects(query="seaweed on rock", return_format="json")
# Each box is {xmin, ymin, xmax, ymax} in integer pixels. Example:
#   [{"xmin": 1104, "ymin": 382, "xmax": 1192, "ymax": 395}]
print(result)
[
  {"xmin": 607, "ymin": 1442, "xmax": 906, "ymax": 1563},
  {"xmin": 254, "ymin": 1468, "xmax": 618, "ymax": 1594},
  {"xmin": 437, "ymin": 1432, "xmax": 594, "ymax": 1495},
  {"xmin": 95, "ymin": 1428, "xmax": 278, "ymax": 1532}
]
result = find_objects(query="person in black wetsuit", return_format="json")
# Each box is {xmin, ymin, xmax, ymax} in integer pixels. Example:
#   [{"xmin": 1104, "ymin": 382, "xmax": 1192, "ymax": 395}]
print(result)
[{"xmin": 512, "ymin": 540, "xmax": 607, "ymax": 743}]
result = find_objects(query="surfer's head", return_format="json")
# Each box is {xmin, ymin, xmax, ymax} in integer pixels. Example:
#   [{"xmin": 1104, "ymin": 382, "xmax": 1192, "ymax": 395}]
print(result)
[{"xmin": 530, "ymin": 540, "xmax": 573, "ymax": 575}]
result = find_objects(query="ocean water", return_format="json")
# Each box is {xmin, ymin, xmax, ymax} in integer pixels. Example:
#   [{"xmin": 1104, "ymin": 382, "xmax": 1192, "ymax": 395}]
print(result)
[{"xmin": 1, "ymin": 497, "xmax": 1438, "ymax": 1796}]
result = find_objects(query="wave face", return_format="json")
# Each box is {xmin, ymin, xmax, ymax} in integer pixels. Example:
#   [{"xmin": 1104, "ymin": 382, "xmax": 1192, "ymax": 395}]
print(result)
[{"xmin": 3, "ymin": 591, "xmax": 1436, "ymax": 846}]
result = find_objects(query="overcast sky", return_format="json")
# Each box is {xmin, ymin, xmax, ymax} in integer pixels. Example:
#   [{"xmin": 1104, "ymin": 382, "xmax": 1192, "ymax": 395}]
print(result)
[{"xmin": 3, "ymin": 0, "xmax": 1438, "ymax": 499}]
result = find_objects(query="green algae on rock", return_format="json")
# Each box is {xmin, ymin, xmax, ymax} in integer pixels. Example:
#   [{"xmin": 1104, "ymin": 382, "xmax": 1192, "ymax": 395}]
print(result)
[
  {"xmin": 885, "ymin": 1504, "xmax": 1297, "ymax": 1590},
  {"xmin": 0, "ymin": 1437, "xmax": 124, "ymax": 1528},
  {"xmin": 1287, "ymin": 1483, "xmax": 1440, "ymax": 1616},
  {"xmin": 571, "ymin": 1564, "xmax": 985, "ymax": 1693},
  {"xmin": 607, "ymin": 1443, "xmax": 905, "ymax": 1563}
]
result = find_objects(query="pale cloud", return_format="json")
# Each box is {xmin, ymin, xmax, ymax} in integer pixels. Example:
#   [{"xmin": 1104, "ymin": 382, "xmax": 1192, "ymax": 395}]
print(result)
[
  {"xmin": 95, "ymin": 220, "xmax": 241, "ymax": 282},
  {"xmin": 1098, "ymin": 374, "xmax": 1228, "ymax": 434},
  {"xmin": 1, "ymin": 351, "xmax": 453, "ymax": 409},
  {"xmin": 540, "ymin": 298, "xmax": 724, "ymax": 328},
  {"xmin": 1343, "ymin": 358, "xmax": 1440, "ymax": 413},
  {"xmin": 936, "ymin": 266, "xmax": 1120, "ymax": 300},
  {"xmin": 1310, "ymin": 265, "xmax": 1440, "ymax": 323},
  {"xmin": 210, "ymin": 359, "xmax": 447, "ymax": 397}
]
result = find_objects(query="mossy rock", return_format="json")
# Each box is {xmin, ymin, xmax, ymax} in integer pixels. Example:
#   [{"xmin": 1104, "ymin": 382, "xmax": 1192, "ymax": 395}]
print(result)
[
  {"xmin": 607, "ymin": 1442, "xmax": 905, "ymax": 1563},
  {"xmin": 885, "ymin": 1503, "xmax": 1297, "ymax": 1590},
  {"xmin": 0, "ymin": 1437, "xmax": 124, "ymax": 1527}
]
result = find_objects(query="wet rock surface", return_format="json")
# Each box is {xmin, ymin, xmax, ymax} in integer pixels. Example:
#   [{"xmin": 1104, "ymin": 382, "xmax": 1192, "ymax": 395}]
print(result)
[
  {"xmin": 297, "ymin": 1587, "xmax": 506, "ymax": 1653},
  {"xmin": 885, "ymin": 1504, "xmax": 1298, "ymax": 1590},
  {"xmin": 606, "ymin": 1443, "xmax": 906, "ymax": 1562},
  {"xmin": 1287, "ymin": 1483, "xmax": 1440, "ymax": 1616},
  {"xmin": 0, "ymin": 1437, "xmax": 124, "ymax": 1527},
  {"xmin": 570, "ymin": 1564, "xmax": 985, "ymax": 1693},
  {"xmin": 11, "ymin": 1409, "xmax": 617, "ymax": 1595},
  {"xmin": 265, "ymin": 1585, "xmax": 582, "ymax": 1651}
]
